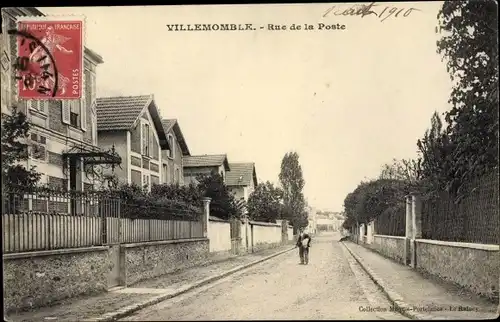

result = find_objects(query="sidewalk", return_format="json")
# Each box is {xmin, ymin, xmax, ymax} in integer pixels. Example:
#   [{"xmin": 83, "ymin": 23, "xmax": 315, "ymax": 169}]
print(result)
[
  {"xmin": 5, "ymin": 244, "xmax": 295, "ymax": 322},
  {"xmin": 343, "ymin": 241, "xmax": 499, "ymax": 320}
]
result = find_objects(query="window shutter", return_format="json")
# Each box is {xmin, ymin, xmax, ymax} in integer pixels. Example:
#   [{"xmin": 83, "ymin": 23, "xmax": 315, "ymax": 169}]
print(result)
[
  {"xmin": 41, "ymin": 100, "xmax": 48, "ymax": 113},
  {"xmin": 91, "ymin": 74, "xmax": 96, "ymax": 104},
  {"xmin": 28, "ymin": 100, "xmax": 37, "ymax": 110},
  {"xmin": 61, "ymin": 101, "xmax": 70, "ymax": 124},
  {"xmin": 148, "ymin": 130, "xmax": 153, "ymax": 157},
  {"xmin": 80, "ymin": 99, "xmax": 87, "ymax": 131}
]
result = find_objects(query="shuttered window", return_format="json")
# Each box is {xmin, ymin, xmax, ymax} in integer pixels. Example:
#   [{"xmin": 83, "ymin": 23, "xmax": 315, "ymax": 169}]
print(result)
[
  {"xmin": 61, "ymin": 101, "xmax": 70, "ymax": 124},
  {"xmin": 80, "ymin": 98, "xmax": 87, "ymax": 131},
  {"xmin": 28, "ymin": 100, "xmax": 48, "ymax": 113},
  {"xmin": 85, "ymin": 69, "xmax": 91, "ymax": 109}
]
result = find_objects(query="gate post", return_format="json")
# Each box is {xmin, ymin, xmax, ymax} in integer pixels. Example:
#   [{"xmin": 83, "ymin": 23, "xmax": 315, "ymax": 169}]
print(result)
[
  {"xmin": 201, "ymin": 197, "xmax": 211, "ymax": 238},
  {"xmin": 410, "ymin": 192, "xmax": 422, "ymax": 268},
  {"xmin": 404, "ymin": 194, "xmax": 412, "ymax": 265}
]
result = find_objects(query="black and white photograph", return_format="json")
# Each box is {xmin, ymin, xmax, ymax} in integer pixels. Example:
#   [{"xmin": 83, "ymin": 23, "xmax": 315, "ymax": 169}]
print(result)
[{"xmin": 1, "ymin": 2, "xmax": 499, "ymax": 320}]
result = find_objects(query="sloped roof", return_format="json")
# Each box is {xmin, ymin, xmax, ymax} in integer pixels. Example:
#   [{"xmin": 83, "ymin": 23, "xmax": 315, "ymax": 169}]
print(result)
[
  {"xmin": 96, "ymin": 94, "xmax": 169, "ymax": 149},
  {"xmin": 161, "ymin": 119, "xmax": 190, "ymax": 156},
  {"xmin": 226, "ymin": 163, "xmax": 258, "ymax": 187},
  {"xmin": 183, "ymin": 154, "xmax": 230, "ymax": 171}
]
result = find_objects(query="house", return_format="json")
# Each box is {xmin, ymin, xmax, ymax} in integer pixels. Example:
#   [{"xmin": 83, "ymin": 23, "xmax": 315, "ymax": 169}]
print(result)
[
  {"xmin": 161, "ymin": 119, "xmax": 190, "ymax": 185},
  {"xmin": 1, "ymin": 7, "xmax": 120, "ymax": 201},
  {"xmin": 183, "ymin": 154, "xmax": 230, "ymax": 185},
  {"xmin": 225, "ymin": 163, "xmax": 258, "ymax": 203},
  {"xmin": 96, "ymin": 94, "xmax": 170, "ymax": 190}
]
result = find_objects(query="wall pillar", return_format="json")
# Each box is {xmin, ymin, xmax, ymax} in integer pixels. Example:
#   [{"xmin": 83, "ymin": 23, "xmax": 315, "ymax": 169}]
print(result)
[
  {"xmin": 201, "ymin": 197, "xmax": 211, "ymax": 238},
  {"xmin": 410, "ymin": 192, "xmax": 422, "ymax": 268},
  {"xmin": 404, "ymin": 195, "xmax": 412, "ymax": 265},
  {"xmin": 366, "ymin": 220, "xmax": 374, "ymax": 244},
  {"xmin": 359, "ymin": 224, "xmax": 366, "ymax": 243},
  {"xmin": 244, "ymin": 215, "xmax": 249, "ymax": 252}
]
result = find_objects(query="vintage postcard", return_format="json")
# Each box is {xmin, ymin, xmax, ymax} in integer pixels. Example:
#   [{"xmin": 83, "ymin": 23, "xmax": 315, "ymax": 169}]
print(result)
[{"xmin": 1, "ymin": 2, "xmax": 498, "ymax": 321}]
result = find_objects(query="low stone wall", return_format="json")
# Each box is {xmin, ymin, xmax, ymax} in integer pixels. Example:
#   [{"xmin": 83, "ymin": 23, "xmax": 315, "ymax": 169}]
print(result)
[
  {"xmin": 122, "ymin": 238, "xmax": 209, "ymax": 286},
  {"xmin": 371, "ymin": 234, "xmax": 406, "ymax": 264},
  {"xmin": 3, "ymin": 247, "xmax": 109, "ymax": 314},
  {"xmin": 415, "ymin": 239, "xmax": 499, "ymax": 300}
]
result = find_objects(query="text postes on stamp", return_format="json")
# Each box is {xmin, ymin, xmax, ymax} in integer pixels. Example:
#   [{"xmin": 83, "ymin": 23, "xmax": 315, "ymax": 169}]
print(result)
[{"xmin": 13, "ymin": 18, "xmax": 83, "ymax": 100}]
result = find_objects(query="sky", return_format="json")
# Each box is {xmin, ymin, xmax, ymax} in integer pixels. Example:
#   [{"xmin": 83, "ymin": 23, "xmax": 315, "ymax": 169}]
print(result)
[{"xmin": 42, "ymin": 2, "xmax": 453, "ymax": 212}]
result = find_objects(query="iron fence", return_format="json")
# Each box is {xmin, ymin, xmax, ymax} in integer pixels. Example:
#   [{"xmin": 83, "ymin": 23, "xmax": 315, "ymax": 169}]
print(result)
[
  {"xmin": 421, "ymin": 170, "xmax": 499, "ymax": 244},
  {"xmin": 2, "ymin": 185, "xmax": 204, "ymax": 254},
  {"xmin": 374, "ymin": 203, "xmax": 406, "ymax": 237}
]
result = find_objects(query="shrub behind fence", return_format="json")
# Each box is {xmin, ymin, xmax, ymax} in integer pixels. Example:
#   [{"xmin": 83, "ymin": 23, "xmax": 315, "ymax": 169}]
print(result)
[
  {"xmin": 421, "ymin": 170, "xmax": 499, "ymax": 244},
  {"xmin": 374, "ymin": 203, "xmax": 406, "ymax": 236}
]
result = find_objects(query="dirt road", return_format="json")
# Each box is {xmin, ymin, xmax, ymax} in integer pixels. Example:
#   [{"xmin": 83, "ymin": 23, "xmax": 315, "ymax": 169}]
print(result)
[{"xmin": 121, "ymin": 232, "xmax": 407, "ymax": 320}]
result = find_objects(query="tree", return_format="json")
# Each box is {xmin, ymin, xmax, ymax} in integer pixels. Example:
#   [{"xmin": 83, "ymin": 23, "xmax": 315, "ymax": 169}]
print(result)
[
  {"xmin": 416, "ymin": 112, "xmax": 455, "ymax": 196},
  {"xmin": 1, "ymin": 106, "xmax": 41, "ymax": 188},
  {"xmin": 196, "ymin": 172, "xmax": 242, "ymax": 220},
  {"xmin": 379, "ymin": 158, "xmax": 420, "ymax": 186},
  {"xmin": 342, "ymin": 178, "xmax": 410, "ymax": 231},
  {"xmin": 434, "ymin": 0, "xmax": 499, "ymax": 195},
  {"xmin": 247, "ymin": 181, "xmax": 283, "ymax": 223},
  {"xmin": 278, "ymin": 151, "xmax": 307, "ymax": 231}
]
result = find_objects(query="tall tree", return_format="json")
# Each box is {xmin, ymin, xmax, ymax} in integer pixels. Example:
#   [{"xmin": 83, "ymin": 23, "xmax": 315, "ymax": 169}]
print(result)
[
  {"xmin": 434, "ymin": 0, "xmax": 499, "ymax": 195},
  {"xmin": 417, "ymin": 112, "xmax": 455, "ymax": 196},
  {"xmin": 1, "ymin": 107, "xmax": 41, "ymax": 188},
  {"xmin": 246, "ymin": 181, "xmax": 283, "ymax": 223},
  {"xmin": 278, "ymin": 151, "xmax": 308, "ymax": 230},
  {"xmin": 379, "ymin": 158, "xmax": 420, "ymax": 186}
]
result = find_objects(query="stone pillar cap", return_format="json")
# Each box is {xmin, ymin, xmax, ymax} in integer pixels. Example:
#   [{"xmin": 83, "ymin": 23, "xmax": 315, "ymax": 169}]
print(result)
[{"xmin": 202, "ymin": 197, "xmax": 212, "ymax": 201}]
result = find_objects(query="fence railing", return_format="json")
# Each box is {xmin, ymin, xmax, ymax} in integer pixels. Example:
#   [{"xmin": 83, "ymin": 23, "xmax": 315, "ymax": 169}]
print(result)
[
  {"xmin": 421, "ymin": 170, "xmax": 499, "ymax": 244},
  {"xmin": 374, "ymin": 203, "xmax": 406, "ymax": 237},
  {"xmin": 2, "ymin": 185, "xmax": 203, "ymax": 254}
]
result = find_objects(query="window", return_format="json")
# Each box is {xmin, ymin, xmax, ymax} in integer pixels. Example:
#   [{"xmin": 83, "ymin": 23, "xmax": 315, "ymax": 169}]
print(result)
[
  {"xmin": 162, "ymin": 164, "xmax": 168, "ymax": 183},
  {"xmin": 29, "ymin": 133, "xmax": 47, "ymax": 161},
  {"xmin": 142, "ymin": 123, "xmax": 150, "ymax": 156},
  {"xmin": 175, "ymin": 168, "xmax": 180, "ymax": 184},
  {"xmin": 70, "ymin": 112, "xmax": 79, "ymax": 127},
  {"xmin": 168, "ymin": 135, "xmax": 175, "ymax": 158},
  {"xmin": 143, "ymin": 174, "xmax": 150, "ymax": 190},
  {"xmin": 70, "ymin": 100, "xmax": 80, "ymax": 127},
  {"xmin": 28, "ymin": 100, "xmax": 49, "ymax": 114}
]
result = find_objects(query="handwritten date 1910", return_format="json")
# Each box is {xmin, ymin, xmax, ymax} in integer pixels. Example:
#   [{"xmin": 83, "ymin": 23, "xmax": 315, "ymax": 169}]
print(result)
[{"xmin": 323, "ymin": 2, "xmax": 421, "ymax": 22}]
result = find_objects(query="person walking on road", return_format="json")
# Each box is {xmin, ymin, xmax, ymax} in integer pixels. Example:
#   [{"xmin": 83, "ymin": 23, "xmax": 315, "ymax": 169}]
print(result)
[{"xmin": 296, "ymin": 230, "xmax": 312, "ymax": 265}]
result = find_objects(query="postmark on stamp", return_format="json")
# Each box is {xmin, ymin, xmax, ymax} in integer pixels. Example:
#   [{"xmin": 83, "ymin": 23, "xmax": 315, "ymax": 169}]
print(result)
[{"xmin": 9, "ymin": 17, "xmax": 84, "ymax": 100}]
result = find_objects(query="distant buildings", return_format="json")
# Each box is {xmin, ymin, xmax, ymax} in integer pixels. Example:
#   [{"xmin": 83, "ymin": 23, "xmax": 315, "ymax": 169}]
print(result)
[{"xmin": 306, "ymin": 206, "xmax": 317, "ymax": 234}]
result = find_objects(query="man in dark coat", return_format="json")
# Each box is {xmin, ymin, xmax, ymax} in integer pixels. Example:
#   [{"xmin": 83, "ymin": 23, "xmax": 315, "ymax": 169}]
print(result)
[{"xmin": 296, "ymin": 230, "xmax": 312, "ymax": 264}]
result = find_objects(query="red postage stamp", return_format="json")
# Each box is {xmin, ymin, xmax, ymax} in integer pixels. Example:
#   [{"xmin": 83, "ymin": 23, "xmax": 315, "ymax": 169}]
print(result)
[{"xmin": 14, "ymin": 18, "xmax": 84, "ymax": 100}]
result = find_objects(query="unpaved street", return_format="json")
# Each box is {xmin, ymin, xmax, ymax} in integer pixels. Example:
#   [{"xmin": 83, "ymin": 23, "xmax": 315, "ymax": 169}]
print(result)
[{"xmin": 121, "ymin": 232, "xmax": 407, "ymax": 320}]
